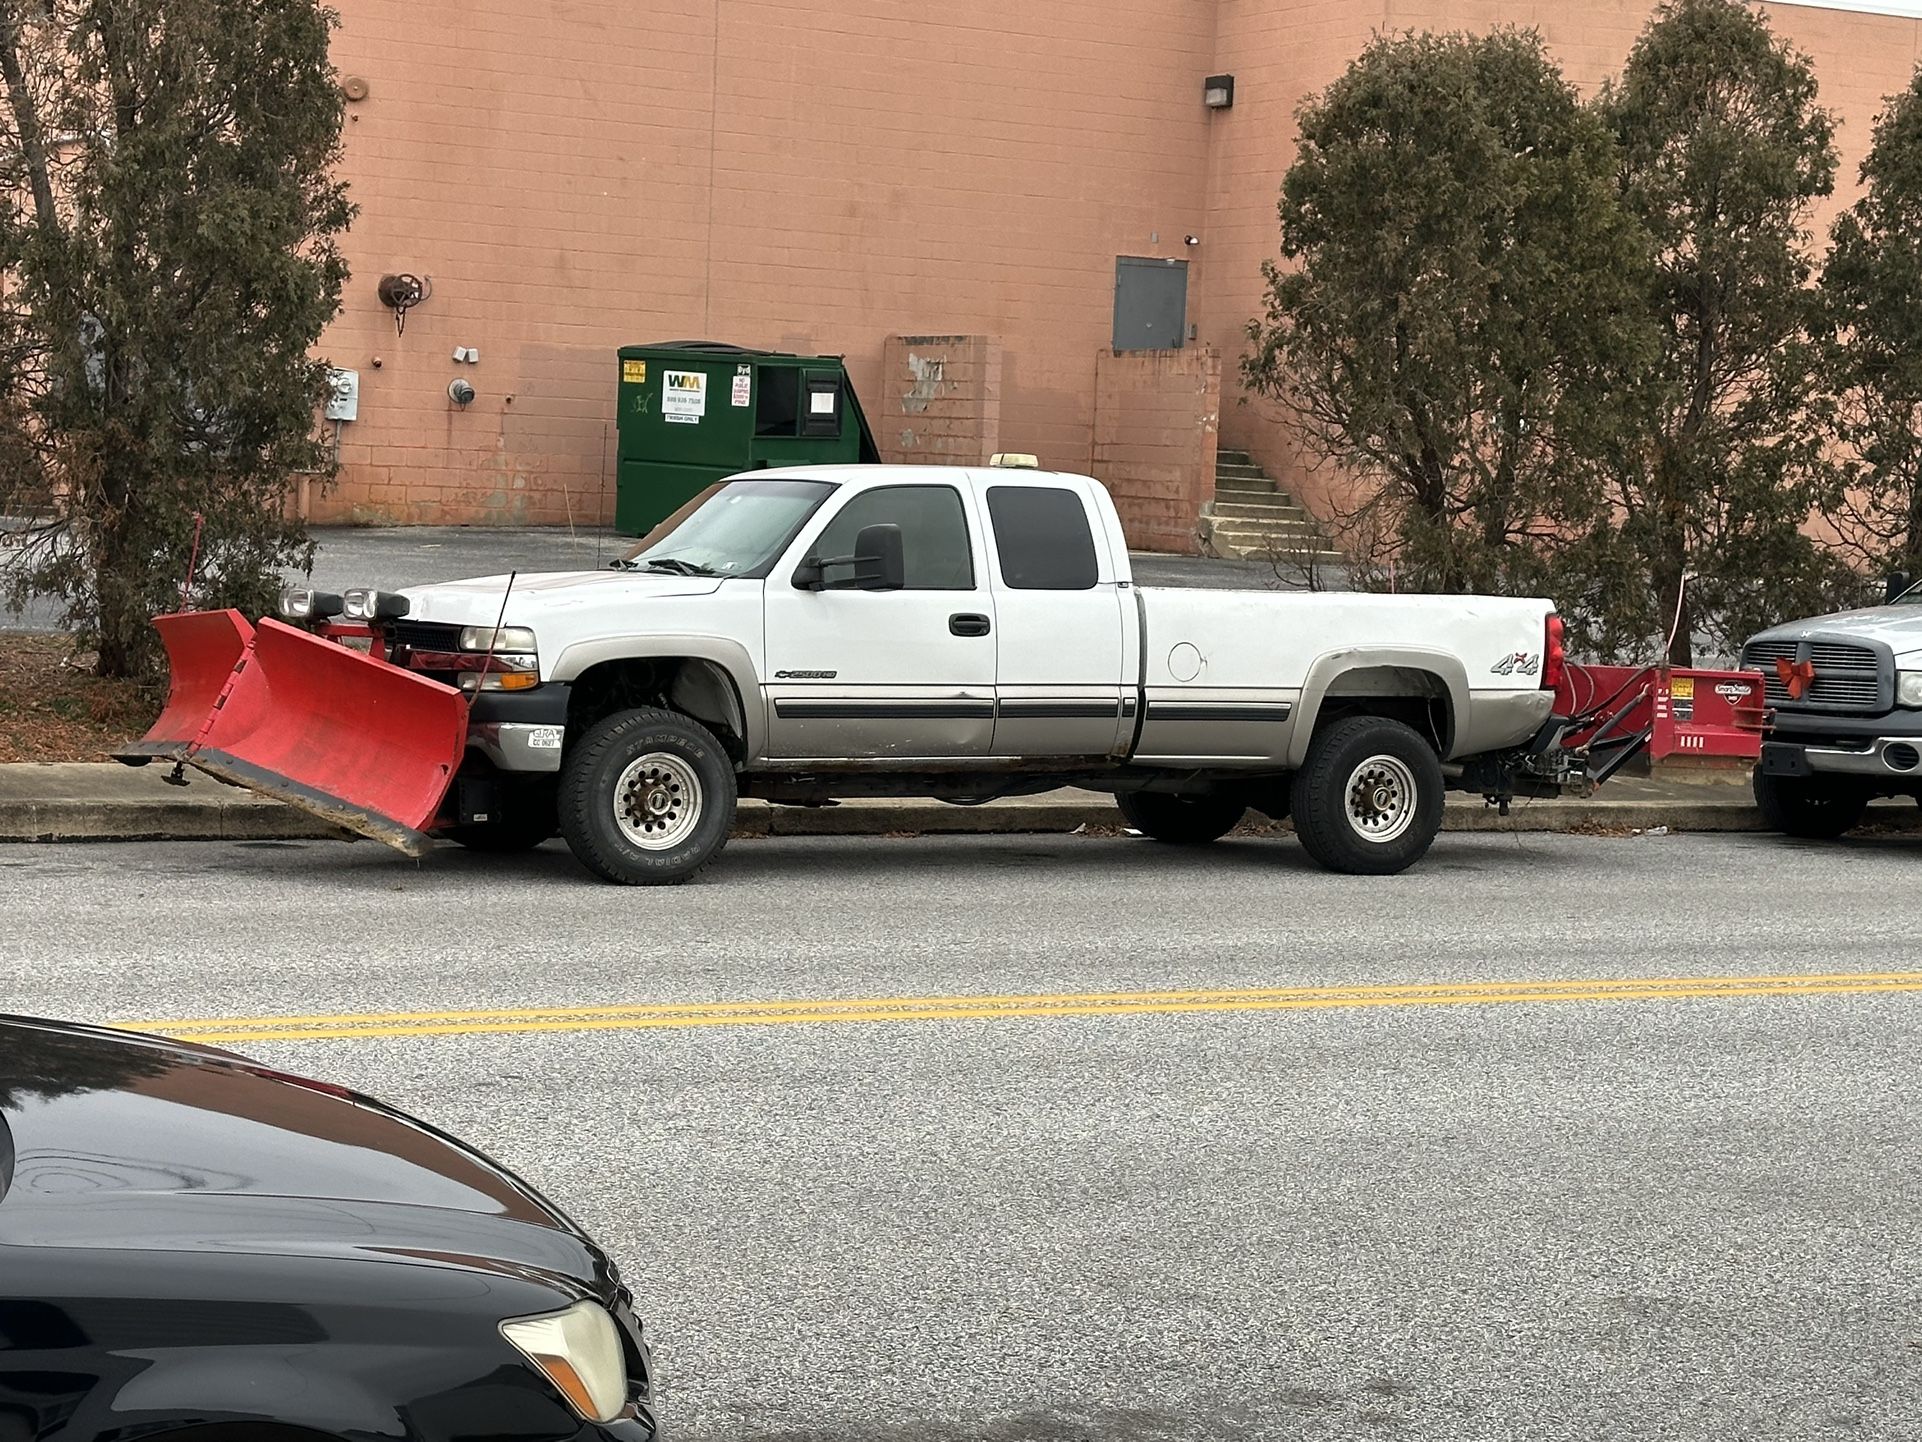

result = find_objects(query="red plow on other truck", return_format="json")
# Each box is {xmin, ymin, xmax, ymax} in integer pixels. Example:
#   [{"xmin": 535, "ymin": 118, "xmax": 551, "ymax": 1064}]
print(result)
[{"xmin": 1551, "ymin": 664, "xmax": 1767, "ymax": 784}]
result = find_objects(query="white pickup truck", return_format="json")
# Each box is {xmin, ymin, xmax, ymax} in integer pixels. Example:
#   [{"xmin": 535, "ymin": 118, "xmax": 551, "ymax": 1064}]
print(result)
[{"xmin": 292, "ymin": 462, "xmax": 1571, "ymax": 882}]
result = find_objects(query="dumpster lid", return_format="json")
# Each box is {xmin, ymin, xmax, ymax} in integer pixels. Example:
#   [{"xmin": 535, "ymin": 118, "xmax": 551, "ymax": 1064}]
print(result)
[
  {"xmin": 625, "ymin": 340, "xmax": 765, "ymax": 355},
  {"xmin": 618, "ymin": 340, "xmax": 851, "ymax": 361}
]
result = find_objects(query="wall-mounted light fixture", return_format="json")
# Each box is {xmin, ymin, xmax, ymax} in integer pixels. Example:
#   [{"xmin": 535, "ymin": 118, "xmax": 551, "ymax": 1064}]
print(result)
[{"xmin": 1204, "ymin": 74, "xmax": 1235, "ymax": 110}]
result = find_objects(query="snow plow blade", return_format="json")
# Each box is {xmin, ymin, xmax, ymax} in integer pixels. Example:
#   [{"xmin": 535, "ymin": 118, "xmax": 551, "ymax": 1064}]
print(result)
[
  {"xmin": 112, "ymin": 611, "xmax": 468, "ymax": 855},
  {"xmin": 112, "ymin": 610, "xmax": 256, "ymax": 765}
]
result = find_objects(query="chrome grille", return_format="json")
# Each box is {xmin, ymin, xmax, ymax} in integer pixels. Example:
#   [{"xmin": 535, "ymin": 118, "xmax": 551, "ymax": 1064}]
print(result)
[{"xmin": 1740, "ymin": 638, "xmax": 1887, "ymax": 712}]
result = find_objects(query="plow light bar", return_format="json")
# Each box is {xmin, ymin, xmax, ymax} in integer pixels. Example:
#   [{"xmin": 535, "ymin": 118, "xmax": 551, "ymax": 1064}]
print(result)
[
  {"xmin": 279, "ymin": 587, "xmax": 345, "ymax": 621},
  {"xmin": 342, "ymin": 588, "xmax": 410, "ymax": 621}
]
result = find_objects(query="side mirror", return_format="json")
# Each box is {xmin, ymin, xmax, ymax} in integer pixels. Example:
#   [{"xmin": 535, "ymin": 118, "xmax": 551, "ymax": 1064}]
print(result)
[
  {"xmin": 1886, "ymin": 570, "xmax": 1913, "ymax": 605},
  {"xmin": 795, "ymin": 523, "xmax": 906, "ymax": 592},
  {"xmin": 848, "ymin": 523, "xmax": 905, "ymax": 591}
]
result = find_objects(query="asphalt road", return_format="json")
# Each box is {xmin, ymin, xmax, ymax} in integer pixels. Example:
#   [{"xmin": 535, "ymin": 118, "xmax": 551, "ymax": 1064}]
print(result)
[{"xmin": 4, "ymin": 830, "xmax": 1920, "ymax": 1441}]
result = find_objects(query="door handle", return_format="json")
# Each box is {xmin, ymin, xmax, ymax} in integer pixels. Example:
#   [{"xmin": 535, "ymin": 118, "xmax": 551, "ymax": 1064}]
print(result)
[{"xmin": 949, "ymin": 613, "xmax": 991, "ymax": 637}]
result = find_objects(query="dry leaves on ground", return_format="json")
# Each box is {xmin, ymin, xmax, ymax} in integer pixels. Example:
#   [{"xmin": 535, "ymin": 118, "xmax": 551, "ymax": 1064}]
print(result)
[{"xmin": 0, "ymin": 633, "xmax": 161, "ymax": 763}]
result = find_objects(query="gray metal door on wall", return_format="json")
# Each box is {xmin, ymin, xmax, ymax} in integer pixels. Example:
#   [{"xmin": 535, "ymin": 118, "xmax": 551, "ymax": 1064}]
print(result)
[{"xmin": 1113, "ymin": 256, "xmax": 1188, "ymax": 350}]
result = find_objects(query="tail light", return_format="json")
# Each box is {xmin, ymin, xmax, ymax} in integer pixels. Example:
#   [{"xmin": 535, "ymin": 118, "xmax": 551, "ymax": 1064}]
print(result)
[{"xmin": 1542, "ymin": 613, "xmax": 1566, "ymax": 691}]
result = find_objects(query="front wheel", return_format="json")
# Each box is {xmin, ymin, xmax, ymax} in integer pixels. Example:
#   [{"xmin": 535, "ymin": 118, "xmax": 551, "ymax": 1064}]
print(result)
[
  {"xmin": 558, "ymin": 707, "xmax": 737, "ymax": 884},
  {"xmin": 1753, "ymin": 770, "xmax": 1868, "ymax": 840},
  {"xmin": 1291, "ymin": 716, "xmax": 1445, "ymax": 875},
  {"xmin": 1115, "ymin": 790, "xmax": 1246, "ymax": 844}
]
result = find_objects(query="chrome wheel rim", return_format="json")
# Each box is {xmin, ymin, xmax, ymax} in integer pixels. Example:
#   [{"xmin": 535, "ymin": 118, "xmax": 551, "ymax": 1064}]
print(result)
[
  {"xmin": 614, "ymin": 753, "xmax": 702, "ymax": 850},
  {"xmin": 1345, "ymin": 754, "xmax": 1418, "ymax": 844}
]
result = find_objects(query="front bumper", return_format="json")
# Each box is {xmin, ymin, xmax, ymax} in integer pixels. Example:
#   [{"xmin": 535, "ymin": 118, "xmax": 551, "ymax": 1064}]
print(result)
[
  {"xmin": 1762, "ymin": 708, "xmax": 1922, "ymax": 783},
  {"xmin": 468, "ymin": 686, "xmax": 570, "ymax": 773}
]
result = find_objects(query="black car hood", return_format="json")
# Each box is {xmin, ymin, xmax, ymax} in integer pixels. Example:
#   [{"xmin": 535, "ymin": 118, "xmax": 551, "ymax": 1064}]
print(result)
[{"xmin": 0, "ymin": 1016, "xmax": 604, "ymax": 1288}]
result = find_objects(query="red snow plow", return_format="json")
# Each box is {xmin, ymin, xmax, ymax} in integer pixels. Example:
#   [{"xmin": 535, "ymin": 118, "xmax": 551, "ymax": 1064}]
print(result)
[
  {"xmin": 112, "ymin": 610, "xmax": 469, "ymax": 854},
  {"xmin": 1553, "ymin": 663, "xmax": 1768, "ymax": 784}
]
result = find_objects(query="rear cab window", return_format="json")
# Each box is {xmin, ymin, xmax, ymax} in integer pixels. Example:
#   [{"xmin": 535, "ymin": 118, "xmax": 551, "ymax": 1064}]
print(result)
[{"xmin": 985, "ymin": 485, "xmax": 1101, "ymax": 590}]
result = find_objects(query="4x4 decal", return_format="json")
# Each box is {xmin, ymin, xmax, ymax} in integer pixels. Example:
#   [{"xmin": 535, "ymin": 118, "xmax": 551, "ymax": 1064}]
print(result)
[{"xmin": 1490, "ymin": 652, "xmax": 1540, "ymax": 677}]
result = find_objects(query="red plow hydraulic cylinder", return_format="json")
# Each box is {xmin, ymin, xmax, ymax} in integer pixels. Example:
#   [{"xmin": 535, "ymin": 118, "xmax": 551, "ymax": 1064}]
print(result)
[{"xmin": 112, "ymin": 611, "xmax": 468, "ymax": 854}]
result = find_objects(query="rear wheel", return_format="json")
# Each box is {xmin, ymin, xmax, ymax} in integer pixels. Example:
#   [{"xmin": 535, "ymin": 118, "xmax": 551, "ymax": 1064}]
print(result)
[
  {"xmin": 1753, "ymin": 770, "xmax": 1868, "ymax": 840},
  {"xmin": 559, "ymin": 707, "xmax": 736, "ymax": 884},
  {"xmin": 1115, "ymin": 791, "xmax": 1246, "ymax": 844},
  {"xmin": 1291, "ymin": 716, "xmax": 1444, "ymax": 875}
]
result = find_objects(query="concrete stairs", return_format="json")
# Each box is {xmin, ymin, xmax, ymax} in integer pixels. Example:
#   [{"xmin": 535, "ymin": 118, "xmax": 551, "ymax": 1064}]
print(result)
[{"xmin": 1198, "ymin": 451, "xmax": 1343, "ymax": 564}]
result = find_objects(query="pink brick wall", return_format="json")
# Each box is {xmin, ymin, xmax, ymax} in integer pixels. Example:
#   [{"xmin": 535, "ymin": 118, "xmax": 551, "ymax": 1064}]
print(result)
[
  {"xmin": 317, "ymin": 0, "xmax": 1215, "ymax": 524},
  {"xmin": 1093, "ymin": 348, "xmax": 1221, "ymax": 555},
  {"xmin": 875, "ymin": 336, "xmax": 1003, "ymax": 465},
  {"xmin": 315, "ymin": 0, "xmax": 1922, "ymax": 535}
]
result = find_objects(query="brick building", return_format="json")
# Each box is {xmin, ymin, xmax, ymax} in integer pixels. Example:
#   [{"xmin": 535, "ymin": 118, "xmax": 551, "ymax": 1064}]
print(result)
[{"xmin": 314, "ymin": 0, "xmax": 1922, "ymax": 550}]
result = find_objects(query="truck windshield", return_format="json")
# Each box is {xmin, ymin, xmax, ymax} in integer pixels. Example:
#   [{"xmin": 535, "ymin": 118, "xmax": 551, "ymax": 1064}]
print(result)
[{"xmin": 625, "ymin": 478, "xmax": 835, "ymax": 579}]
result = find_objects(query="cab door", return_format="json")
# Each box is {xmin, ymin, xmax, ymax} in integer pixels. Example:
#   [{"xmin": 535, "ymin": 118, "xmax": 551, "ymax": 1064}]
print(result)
[
  {"xmin": 982, "ymin": 478, "xmax": 1129, "ymax": 757},
  {"xmin": 762, "ymin": 482, "xmax": 997, "ymax": 758}
]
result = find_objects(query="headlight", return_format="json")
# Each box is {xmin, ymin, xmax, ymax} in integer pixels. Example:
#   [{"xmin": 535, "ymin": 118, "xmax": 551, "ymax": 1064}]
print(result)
[
  {"xmin": 500, "ymin": 1300, "xmax": 628, "ymax": 1423},
  {"xmin": 278, "ymin": 586, "xmax": 344, "ymax": 621},
  {"xmin": 1897, "ymin": 671, "xmax": 1922, "ymax": 709},
  {"xmin": 341, "ymin": 588, "xmax": 410, "ymax": 621},
  {"xmin": 460, "ymin": 625, "xmax": 539, "ymax": 653}
]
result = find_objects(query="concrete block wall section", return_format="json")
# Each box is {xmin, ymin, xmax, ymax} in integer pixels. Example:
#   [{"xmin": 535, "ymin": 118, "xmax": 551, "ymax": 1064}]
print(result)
[
  {"xmin": 876, "ymin": 335, "xmax": 1004, "ymax": 466},
  {"xmin": 1093, "ymin": 348, "xmax": 1221, "ymax": 554}
]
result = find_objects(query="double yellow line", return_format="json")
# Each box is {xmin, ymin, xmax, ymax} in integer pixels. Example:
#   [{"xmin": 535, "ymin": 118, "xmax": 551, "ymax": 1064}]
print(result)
[{"xmin": 125, "ymin": 969, "xmax": 1922, "ymax": 1046}]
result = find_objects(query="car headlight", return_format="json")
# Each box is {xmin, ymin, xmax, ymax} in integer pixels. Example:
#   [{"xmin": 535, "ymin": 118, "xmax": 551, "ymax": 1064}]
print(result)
[
  {"xmin": 341, "ymin": 588, "xmax": 410, "ymax": 621},
  {"xmin": 460, "ymin": 625, "xmax": 539, "ymax": 653},
  {"xmin": 500, "ymin": 1300, "xmax": 628, "ymax": 1423},
  {"xmin": 279, "ymin": 586, "xmax": 344, "ymax": 621},
  {"xmin": 1898, "ymin": 671, "xmax": 1922, "ymax": 709}
]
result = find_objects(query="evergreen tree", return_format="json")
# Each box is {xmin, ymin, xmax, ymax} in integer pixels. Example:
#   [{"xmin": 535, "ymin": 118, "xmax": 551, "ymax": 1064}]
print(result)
[
  {"xmin": 1243, "ymin": 28, "xmax": 1654, "ymax": 599},
  {"xmin": 0, "ymin": 0, "xmax": 353, "ymax": 677},
  {"xmin": 1579, "ymin": 0, "xmax": 1844, "ymax": 663},
  {"xmin": 1822, "ymin": 66, "xmax": 1922, "ymax": 587}
]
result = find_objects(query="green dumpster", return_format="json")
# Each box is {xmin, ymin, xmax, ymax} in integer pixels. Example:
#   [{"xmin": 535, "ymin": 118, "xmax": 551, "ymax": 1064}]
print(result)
[{"xmin": 614, "ymin": 341, "xmax": 881, "ymax": 535}]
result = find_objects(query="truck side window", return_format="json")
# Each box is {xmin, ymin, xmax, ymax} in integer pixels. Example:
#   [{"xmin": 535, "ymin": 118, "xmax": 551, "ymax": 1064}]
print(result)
[
  {"xmin": 811, "ymin": 485, "xmax": 975, "ymax": 590},
  {"xmin": 986, "ymin": 486, "xmax": 1099, "ymax": 590}
]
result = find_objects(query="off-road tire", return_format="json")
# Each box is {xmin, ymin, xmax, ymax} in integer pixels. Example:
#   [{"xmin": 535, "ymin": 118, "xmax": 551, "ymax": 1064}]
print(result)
[
  {"xmin": 558, "ymin": 707, "xmax": 737, "ymax": 884},
  {"xmin": 1115, "ymin": 791, "xmax": 1246, "ymax": 844},
  {"xmin": 1291, "ymin": 716, "xmax": 1445, "ymax": 875},
  {"xmin": 1752, "ymin": 769, "xmax": 1868, "ymax": 840}
]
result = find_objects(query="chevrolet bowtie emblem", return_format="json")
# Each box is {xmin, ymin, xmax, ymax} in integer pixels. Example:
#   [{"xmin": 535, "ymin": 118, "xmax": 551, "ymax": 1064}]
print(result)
[{"xmin": 1775, "ymin": 655, "xmax": 1816, "ymax": 700}]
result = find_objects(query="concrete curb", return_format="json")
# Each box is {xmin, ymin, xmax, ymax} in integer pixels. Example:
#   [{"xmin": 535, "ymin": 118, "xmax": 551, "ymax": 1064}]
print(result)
[
  {"xmin": 4, "ymin": 791, "xmax": 1918, "ymax": 845},
  {"xmin": 0, "ymin": 798, "xmax": 353, "ymax": 844}
]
